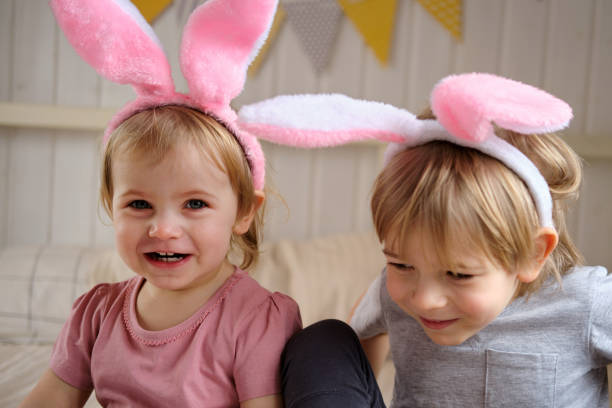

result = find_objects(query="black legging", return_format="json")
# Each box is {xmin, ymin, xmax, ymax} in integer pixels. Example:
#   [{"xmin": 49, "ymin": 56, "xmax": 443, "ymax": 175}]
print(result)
[{"xmin": 281, "ymin": 319, "xmax": 386, "ymax": 408}]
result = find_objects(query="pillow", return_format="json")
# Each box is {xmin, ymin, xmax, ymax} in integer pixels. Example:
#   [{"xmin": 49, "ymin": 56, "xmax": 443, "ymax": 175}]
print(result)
[
  {"xmin": 0, "ymin": 246, "xmax": 110, "ymax": 345},
  {"xmin": 253, "ymin": 231, "xmax": 385, "ymax": 326}
]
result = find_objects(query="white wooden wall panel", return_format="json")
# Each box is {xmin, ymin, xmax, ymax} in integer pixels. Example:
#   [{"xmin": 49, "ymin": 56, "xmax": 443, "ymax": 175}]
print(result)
[
  {"xmin": 0, "ymin": 0, "xmax": 13, "ymax": 101},
  {"xmin": 0, "ymin": 0, "xmax": 611, "ymax": 269},
  {"xmin": 499, "ymin": 0, "xmax": 547, "ymax": 84},
  {"xmin": 577, "ymin": 159, "xmax": 612, "ymax": 269},
  {"xmin": 353, "ymin": 146, "xmax": 384, "ymax": 232},
  {"xmin": 276, "ymin": 21, "xmax": 318, "ymax": 95},
  {"xmin": 0, "ymin": 131, "xmax": 9, "ymax": 247},
  {"xmin": 51, "ymin": 133, "xmax": 98, "ymax": 245},
  {"xmin": 362, "ymin": 0, "xmax": 411, "ymax": 106},
  {"xmin": 311, "ymin": 147, "xmax": 359, "ymax": 236},
  {"xmin": 0, "ymin": 1, "xmax": 12, "ymax": 248},
  {"xmin": 544, "ymin": 0, "xmax": 594, "ymax": 135},
  {"xmin": 13, "ymin": 1, "xmax": 56, "ymax": 104},
  {"xmin": 406, "ymin": 4, "xmax": 454, "ymax": 112},
  {"xmin": 454, "ymin": 0, "xmax": 503, "ymax": 74},
  {"xmin": 6, "ymin": 132, "xmax": 53, "ymax": 244},
  {"xmin": 8, "ymin": 1, "xmax": 57, "ymax": 245},
  {"xmin": 586, "ymin": 0, "xmax": 612, "ymax": 137},
  {"xmin": 319, "ymin": 17, "xmax": 364, "ymax": 97}
]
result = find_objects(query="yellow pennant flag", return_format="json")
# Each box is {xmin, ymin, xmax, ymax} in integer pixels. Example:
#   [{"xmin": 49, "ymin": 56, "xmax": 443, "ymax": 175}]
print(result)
[
  {"xmin": 416, "ymin": 0, "xmax": 462, "ymax": 40},
  {"xmin": 248, "ymin": 5, "xmax": 286, "ymax": 77},
  {"xmin": 131, "ymin": 0, "xmax": 174, "ymax": 23},
  {"xmin": 337, "ymin": 0, "xmax": 397, "ymax": 65}
]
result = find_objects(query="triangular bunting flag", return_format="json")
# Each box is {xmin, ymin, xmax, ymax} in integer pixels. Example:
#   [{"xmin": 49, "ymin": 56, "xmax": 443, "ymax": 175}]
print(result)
[
  {"xmin": 416, "ymin": 0, "xmax": 462, "ymax": 40},
  {"xmin": 248, "ymin": 5, "xmax": 286, "ymax": 77},
  {"xmin": 337, "ymin": 0, "xmax": 396, "ymax": 65},
  {"xmin": 131, "ymin": 0, "xmax": 174, "ymax": 23},
  {"xmin": 283, "ymin": 0, "xmax": 343, "ymax": 73}
]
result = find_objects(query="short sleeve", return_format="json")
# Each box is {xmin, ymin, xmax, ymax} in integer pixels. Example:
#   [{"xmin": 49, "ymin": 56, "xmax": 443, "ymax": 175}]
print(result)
[
  {"xmin": 233, "ymin": 292, "xmax": 302, "ymax": 402},
  {"xmin": 589, "ymin": 266, "xmax": 612, "ymax": 365},
  {"xmin": 350, "ymin": 273, "xmax": 387, "ymax": 339},
  {"xmin": 50, "ymin": 284, "xmax": 112, "ymax": 391}
]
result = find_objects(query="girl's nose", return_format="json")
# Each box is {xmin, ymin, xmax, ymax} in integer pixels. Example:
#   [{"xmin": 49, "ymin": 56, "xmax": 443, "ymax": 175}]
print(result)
[
  {"xmin": 148, "ymin": 214, "xmax": 182, "ymax": 240},
  {"xmin": 410, "ymin": 279, "xmax": 447, "ymax": 311}
]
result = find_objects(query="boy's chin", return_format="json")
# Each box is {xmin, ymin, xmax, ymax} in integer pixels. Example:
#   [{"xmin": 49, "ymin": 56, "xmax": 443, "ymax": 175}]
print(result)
[{"xmin": 425, "ymin": 330, "xmax": 474, "ymax": 346}]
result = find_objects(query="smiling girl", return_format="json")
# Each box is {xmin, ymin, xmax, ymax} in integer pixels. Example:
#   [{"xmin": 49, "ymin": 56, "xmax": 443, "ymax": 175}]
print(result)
[{"xmin": 21, "ymin": 0, "xmax": 301, "ymax": 406}]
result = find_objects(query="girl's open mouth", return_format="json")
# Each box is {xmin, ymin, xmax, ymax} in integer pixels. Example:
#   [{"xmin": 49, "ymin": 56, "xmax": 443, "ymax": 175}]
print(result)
[{"xmin": 146, "ymin": 252, "xmax": 189, "ymax": 263}]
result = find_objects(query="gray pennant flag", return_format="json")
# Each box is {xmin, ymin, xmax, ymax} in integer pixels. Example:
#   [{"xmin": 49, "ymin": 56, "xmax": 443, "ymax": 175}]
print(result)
[{"xmin": 283, "ymin": 0, "xmax": 343, "ymax": 73}]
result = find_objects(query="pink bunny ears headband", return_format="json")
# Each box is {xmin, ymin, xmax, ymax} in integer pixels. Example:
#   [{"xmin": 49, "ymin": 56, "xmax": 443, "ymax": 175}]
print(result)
[
  {"xmin": 50, "ymin": 0, "xmax": 278, "ymax": 190},
  {"xmin": 237, "ymin": 73, "xmax": 573, "ymax": 230}
]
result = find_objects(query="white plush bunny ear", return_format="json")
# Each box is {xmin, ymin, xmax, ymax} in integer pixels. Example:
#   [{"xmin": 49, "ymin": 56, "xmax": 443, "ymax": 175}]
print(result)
[
  {"xmin": 238, "ymin": 94, "xmax": 412, "ymax": 147},
  {"xmin": 49, "ymin": 0, "xmax": 174, "ymax": 97},
  {"xmin": 180, "ymin": 0, "xmax": 279, "ymax": 121},
  {"xmin": 431, "ymin": 73, "xmax": 573, "ymax": 142}
]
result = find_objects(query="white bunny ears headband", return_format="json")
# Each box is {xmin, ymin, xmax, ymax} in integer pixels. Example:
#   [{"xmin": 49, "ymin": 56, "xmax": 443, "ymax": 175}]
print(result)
[
  {"xmin": 50, "ymin": 0, "xmax": 278, "ymax": 190},
  {"xmin": 237, "ymin": 73, "xmax": 573, "ymax": 230}
]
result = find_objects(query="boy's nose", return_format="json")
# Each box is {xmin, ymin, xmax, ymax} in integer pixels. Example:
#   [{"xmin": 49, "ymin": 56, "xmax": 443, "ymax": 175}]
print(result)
[
  {"xmin": 410, "ymin": 280, "xmax": 447, "ymax": 311},
  {"xmin": 148, "ymin": 214, "xmax": 182, "ymax": 240}
]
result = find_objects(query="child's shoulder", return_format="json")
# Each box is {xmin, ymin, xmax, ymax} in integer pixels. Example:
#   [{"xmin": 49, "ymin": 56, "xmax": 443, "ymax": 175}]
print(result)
[
  {"xmin": 548, "ymin": 265, "xmax": 611, "ymax": 314},
  {"xmin": 72, "ymin": 276, "xmax": 138, "ymax": 315},
  {"xmin": 226, "ymin": 269, "xmax": 301, "ymax": 329},
  {"xmin": 562, "ymin": 264, "xmax": 609, "ymax": 291}
]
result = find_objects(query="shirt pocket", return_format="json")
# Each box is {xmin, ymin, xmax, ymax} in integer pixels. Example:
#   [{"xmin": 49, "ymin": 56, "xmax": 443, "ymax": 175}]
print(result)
[{"xmin": 484, "ymin": 348, "xmax": 558, "ymax": 408}]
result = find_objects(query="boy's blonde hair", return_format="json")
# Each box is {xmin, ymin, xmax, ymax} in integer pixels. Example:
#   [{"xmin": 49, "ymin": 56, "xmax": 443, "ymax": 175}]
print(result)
[
  {"xmin": 371, "ymin": 108, "xmax": 583, "ymax": 297},
  {"xmin": 100, "ymin": 105, "xmax": 263, "ymax": 270}
]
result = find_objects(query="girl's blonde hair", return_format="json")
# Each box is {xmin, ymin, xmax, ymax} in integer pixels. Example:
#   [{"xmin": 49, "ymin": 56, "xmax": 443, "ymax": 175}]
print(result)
[
  {"xmin": 100, "ymin": 105, "xmax": 263, "ymax": 270},
  {"xmin": 371, "ymin": 108, "xmax": 583, "ymax": 297}
]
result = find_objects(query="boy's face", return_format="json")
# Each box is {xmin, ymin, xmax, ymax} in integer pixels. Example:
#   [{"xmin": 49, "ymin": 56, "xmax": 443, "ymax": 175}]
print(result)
[
  {"xmin": 383, "ymin": 229, "xmax": 521, "ymax": 346},
  {"xmin": 111, "ymin": 142, "xmax": 247, "ymax": 294}
]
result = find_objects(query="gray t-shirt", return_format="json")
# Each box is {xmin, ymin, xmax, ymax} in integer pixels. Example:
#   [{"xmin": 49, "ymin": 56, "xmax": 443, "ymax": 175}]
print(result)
[{"xmin": 351, "ymin": 265, "xmax": 611, "ymax": 407}]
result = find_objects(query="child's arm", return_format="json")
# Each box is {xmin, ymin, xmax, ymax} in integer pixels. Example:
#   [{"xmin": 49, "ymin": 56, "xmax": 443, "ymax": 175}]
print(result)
[
  {"xmin": 360, "ymin": 333, "xmax": 390, "ymax": 377},
  {"xmin": 241, "ymin": 394, "xmax": 283, "ymax": 408},
  {"xmin": 19, "ymin": 369, "xmax": 91, "ymax": 408},
  {"xmin": 349, "ymin": 281, "xmax": 390, "ymax": 377}
]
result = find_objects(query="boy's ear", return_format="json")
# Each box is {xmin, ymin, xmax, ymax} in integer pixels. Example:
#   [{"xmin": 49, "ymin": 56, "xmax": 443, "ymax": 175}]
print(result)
[
  {"xmin": 517, "ymin": 227, "xmax": 559, "ymax": 283},
  {"xmin": 233, "ymin": 190, "xmax": 265, "ymax": 235}
]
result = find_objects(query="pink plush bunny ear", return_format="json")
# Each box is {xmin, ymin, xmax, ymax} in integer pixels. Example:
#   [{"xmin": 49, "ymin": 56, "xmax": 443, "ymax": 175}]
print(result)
[
  {"xmin": 49, "ymin": 0, "xmax": 174, "ymax": 97},
  {"xmin": 238, "ymin": 94, "xmax": 410, "ymax": 147},
  {"xmin": 431, "ymin": 73, "xmax": 573, "ymax": 142},
  {"xmin": 181, "ymin": 0, "xmax": 279, "ymax": 121}
]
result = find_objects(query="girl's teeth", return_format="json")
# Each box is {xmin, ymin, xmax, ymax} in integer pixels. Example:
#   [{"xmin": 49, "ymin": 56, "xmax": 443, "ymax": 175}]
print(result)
[{"xmin": 151, "ymin": 252, "xmax": 185, "ymax": 262}]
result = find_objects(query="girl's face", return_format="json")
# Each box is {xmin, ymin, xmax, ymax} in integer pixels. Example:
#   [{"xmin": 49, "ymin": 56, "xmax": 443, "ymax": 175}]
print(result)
[
  {"xmin": 111, "ymin": 142, "xmax": 253, "ymax": 294},
  {"xmin": 384, "ymin": 228, "xmax": 522, "ymax": 346}
]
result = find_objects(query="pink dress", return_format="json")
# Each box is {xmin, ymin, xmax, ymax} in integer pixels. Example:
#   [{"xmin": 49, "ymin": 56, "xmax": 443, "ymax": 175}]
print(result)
[{"xmin": 50, "ymin": 268, "xmax": 302, "ymax": 407}]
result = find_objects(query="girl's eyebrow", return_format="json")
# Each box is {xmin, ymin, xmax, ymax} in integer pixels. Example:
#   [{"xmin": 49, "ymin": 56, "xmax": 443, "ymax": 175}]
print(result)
[
  {"xmin": 181, "ymin": 189, "xmax": 213, "ymax": 197},
  {"xmin": 117, "ymin": 189, "xmax": 146, "ymax": 198}
]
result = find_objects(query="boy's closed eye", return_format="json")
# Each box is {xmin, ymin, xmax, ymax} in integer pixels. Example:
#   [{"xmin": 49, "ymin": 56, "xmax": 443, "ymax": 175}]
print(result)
[
  {"xmin": 446, "ymin": 270, "xmax": 473, "ymax": 280},
  {"xmin": 387, "ymin": 262, "xmax": 414, "ymax": 272}
]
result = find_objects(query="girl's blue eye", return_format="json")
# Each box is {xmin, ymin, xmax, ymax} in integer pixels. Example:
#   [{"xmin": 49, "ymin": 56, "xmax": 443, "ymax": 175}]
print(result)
[
  {"xmin": 129, "ymin": 200, "xmax": 151, "ymax": 209},
  {"xmin": 186, "ymin": 199, "xmax": 207, "ymax": 209}
]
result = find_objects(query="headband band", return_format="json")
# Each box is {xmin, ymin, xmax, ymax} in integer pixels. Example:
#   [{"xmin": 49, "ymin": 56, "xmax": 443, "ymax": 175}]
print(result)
[
  {"xmin": 383, "ymin": 121, "xmax": 554, "ymax": 228},
  {"xmin": 236, "ymin": 73, "xmax": 574, "ymax": 230}
]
